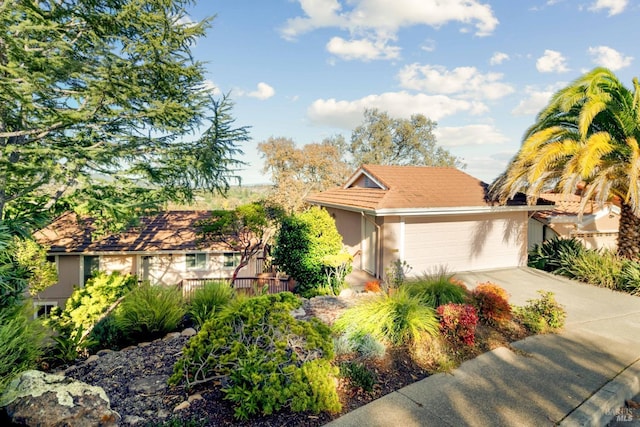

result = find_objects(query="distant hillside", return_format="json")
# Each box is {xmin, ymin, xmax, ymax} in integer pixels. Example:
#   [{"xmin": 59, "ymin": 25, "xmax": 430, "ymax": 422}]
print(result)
[{"xmin": 168, "ymin": 185, "xmax": 271, "ymax": 210}]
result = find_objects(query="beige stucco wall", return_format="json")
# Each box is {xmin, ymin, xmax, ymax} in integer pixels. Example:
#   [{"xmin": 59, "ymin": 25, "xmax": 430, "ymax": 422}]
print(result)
[
  {"xmin": 325, "ymin": 208, "xmax": 362, "ymax": 256},
  {"xmin": 545, "ymin": 213, "xmax": 619, "ymax": 251},
  {"xmin": 34, "ymin": 255, "xmax": 80, "ymax": 309},
  {"xmin": 140, "ymin": 252, "xmax": 255, "ymax": 286},
  {"xmin": 101, "ymin": 255, "xmax": 136, "ymax": 276},
  {"xmin": 402, "ymin": 211, "xmax": 528, "ymax": 274}
]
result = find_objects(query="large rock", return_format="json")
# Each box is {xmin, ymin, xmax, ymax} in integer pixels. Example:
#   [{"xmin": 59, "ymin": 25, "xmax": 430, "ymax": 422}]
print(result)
[{"xmin": 1, "ymin": 370, "xmax": 118, "ymax": 427}]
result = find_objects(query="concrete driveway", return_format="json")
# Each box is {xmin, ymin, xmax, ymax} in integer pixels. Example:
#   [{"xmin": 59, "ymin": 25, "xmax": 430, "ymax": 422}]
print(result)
[{"xmin": 327, "ymin": 267, "xmax": 640, "ymax": 427}]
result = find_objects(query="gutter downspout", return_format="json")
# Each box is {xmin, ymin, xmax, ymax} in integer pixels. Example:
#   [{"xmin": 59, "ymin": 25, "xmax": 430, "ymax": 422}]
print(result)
[{"xmin": 361, "ymin": 212, "xmax": 382, "ymax": 279}]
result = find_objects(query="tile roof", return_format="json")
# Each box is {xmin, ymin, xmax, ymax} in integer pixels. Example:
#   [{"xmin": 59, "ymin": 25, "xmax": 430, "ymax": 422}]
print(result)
[
  {"xmin": 35, "ymin": 211, "xmax": 233, "ymax": 253},
  {"xmin": 307, "ymin": 165, "xmax": 494, "ymax": 210},
  {"xmin": 533, "ymin": 193, "xmax": 617, "ymax": 222}
]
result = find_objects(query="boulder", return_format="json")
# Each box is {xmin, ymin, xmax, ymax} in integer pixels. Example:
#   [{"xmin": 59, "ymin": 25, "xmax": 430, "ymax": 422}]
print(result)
[{"xmin": 1, "ymin": 370, "xmax": 118, "ymax": 427}]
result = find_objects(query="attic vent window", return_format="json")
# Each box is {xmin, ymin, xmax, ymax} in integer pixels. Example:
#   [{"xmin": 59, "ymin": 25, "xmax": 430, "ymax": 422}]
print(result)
[{"xmin": 364, "ymin": 176, "xmax": 377, "ymax": 188}]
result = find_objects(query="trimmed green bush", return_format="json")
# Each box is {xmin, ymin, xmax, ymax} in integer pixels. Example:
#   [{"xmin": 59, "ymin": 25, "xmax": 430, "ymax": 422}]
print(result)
[
  {"xmin": 0, "ymin": 304, "xmax": 46, "ymax": 394},
  {"xmin": 188, "ymin": 280, "xmax": 234, "ymax": 328},
  {"xmin": 274, "ymin": 207, "xmax": 347, "ymax": 297},
  {"xmin": 513, "ymin": 291, "xmax": 566, "ymax": 333},
  {"xmin": 404, "ymin": 272, "xmax": 469, "ymax": 307},
  {"xmin": 334, "ymin": 288, "xmax": 440, "ymax": 347},
  {"xmin": 116, "ymin": 283, "xmax": 185, "ymax": 342},
  {"xmin": 170, "ymin": 292, "xmax": 340, "ymax": 420}
]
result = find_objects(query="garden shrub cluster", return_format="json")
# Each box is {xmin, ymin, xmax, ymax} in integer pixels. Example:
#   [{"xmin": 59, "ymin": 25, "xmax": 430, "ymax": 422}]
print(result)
[
  {"xmin": 188, "ymin": 280, "xmax": 235, "ymax": 328},
  {"xmin": 0, "ymin": 303, "xmax": 46, "ymax": 394},
  {"xmin": 333, "ymin": 287, "xmax": 440, "ymax": 347},
  {"xmin": 471, "ymin": 282, "xmax": 512, "ymax": 326},
  {"xmin": 404, "ymin": 272, "xmax": 468, "ymax": 307},
  {"xmin": 115, "ymin": 283, "xmax": 185, "ymax": 343},
  {"xmin": 47, "ymin": 271, "xmax": 136, "ymax": 337},
  {"xmin": 528, "ymin": 238, "xmax": 640, "ymax": 295},
  {"xmin": 437, "ymin": 303, "xmax": 479, "ymax": 346},
  {"xmin": 170, "ymin": 292, "xmax": 341, "ymax": 420},
  {"xmin": 513, "ymin": 291, "xmax": 566, "ymax": 333}
]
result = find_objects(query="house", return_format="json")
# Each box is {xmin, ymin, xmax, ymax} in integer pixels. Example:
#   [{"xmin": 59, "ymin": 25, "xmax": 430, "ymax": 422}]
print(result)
[
  {"xmin": 33, "ymin": 210, "xmax": 270, "ymax": 312},
  {"xmin": 306, "ymin": 165, "xmax": 545, "ymax": 279},
  {"xmin": 528, "ymin": 193, "xmax": 620, "ymax": 250}
]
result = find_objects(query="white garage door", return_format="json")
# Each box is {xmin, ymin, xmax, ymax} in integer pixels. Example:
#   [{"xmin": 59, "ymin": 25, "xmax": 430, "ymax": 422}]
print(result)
[{"xmin": 403, "ymin": 212, "xmax": 526, "ymax": 274}]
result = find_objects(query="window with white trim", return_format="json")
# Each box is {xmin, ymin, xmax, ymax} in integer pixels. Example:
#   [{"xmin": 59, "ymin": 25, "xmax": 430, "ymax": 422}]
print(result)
[
  {"xmin": 186, "ymin": 253, "xmax": 207, "ymax": 270},
  {"xmin": 223, "ymin": 252, "xmax": 241, "ymax": 269},
  {"xmin": 33, "ymin": 301, "xmax": 58, "ymax": 319}
]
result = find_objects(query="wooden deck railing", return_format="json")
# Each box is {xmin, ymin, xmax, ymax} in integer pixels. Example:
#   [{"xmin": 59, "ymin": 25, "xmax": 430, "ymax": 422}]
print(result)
[{"xmin": 178, "ymin": 276, "xmax": 291, "ymax": 300}]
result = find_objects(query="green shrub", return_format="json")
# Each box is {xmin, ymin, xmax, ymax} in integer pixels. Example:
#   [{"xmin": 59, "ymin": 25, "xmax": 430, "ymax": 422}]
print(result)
[
  {"xmin": 339, "ymin": 362, "xmax": 376, "ymax": 392},
  {"xmin": 87, "ymin": 315, "xmax": 125, "ymax": 352},
  {"xmin": 404, "ymin": 272, "xmax": 469, "ymax": 307},
  {"xmin": 0, "ymin": 304, "xmax": 46, "ymax": 394},
  {"xmin": 619, "ymin": 261, "xmax": 640, "ymax": 295},
  {"xmin": 116, "ymin": 283, "xmax": 185, "ymax": 342},
  {"xmin": 47, "ymin": 271, "xmax": 136, "ymax": 337},
  {"xmin": 513, "ymin": 291, "xmax": 566, "ymax": 333},
  {"xmin": 274, "ymin": 207, "xmax": 346, "ymax": 296},
  {"xmin": 170, "ymin": 292, "xmax": 340, "ymax": 420},
  {"xmin": 188, "ymin": 280, "xmax": 234, "ymax": 328},
  {"xmin": 334, "ymin": 288, "xmax": 439, "ymax": 347},
  {"xmin": 564, "ymin": 249, "xmax": 622, "ymax": 289},
  {"xmin": 528, "ymin": 237, "xmax": 585, "ymax": 274},
  {"xmin": 471, "ymin": 282, "xmax": 512, "ymax": 326}
]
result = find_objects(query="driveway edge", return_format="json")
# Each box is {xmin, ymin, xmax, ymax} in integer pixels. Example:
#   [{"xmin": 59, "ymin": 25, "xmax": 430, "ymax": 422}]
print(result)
[{"xmin": 559, "ymin": 358, "xmax": 640, "ymax": 427}]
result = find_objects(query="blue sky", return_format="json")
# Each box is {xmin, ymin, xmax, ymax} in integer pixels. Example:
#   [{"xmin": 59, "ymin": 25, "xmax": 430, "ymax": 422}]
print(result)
[{"xmin": 185, "ymin": 0, "xmax": 638, "ymax": 185}]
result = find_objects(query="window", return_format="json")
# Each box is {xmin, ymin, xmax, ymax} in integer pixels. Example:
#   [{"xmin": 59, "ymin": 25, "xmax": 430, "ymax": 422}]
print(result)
[
  {"xmin": 33, "ymin": 302, "xmax": 58, "ymax": 319},
  {"xmin": 83, "ymin": 256, "xmax": 99, "ymax": 285},
  {"xmin": 223, "ymin": 252, "xmax": 241, "ymax": 268},
  {"xmin": 186, "ymin": 253, "xmax": 207, "ymax": 270}
]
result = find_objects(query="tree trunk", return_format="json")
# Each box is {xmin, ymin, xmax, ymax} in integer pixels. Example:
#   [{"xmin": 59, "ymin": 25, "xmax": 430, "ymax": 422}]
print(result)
[{"xmin": 617, "ymin": 202, "xmax": 640, "ymax": 259}]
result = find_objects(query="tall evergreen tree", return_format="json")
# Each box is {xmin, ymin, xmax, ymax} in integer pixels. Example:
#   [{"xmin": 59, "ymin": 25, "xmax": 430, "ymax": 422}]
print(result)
[{"xmin": 0, "ymin": 0, "xmax": 246, "ymax": 232}]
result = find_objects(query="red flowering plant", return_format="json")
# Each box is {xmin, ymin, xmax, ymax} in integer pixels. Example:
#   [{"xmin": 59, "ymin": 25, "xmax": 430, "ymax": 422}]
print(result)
[
  {"xmin": 471, "ymin": 282, "xmax": 512, "ymax": 326},
  {"xmin": 437, "ymin": 303, "xmax": 479, "ymax": 346}
]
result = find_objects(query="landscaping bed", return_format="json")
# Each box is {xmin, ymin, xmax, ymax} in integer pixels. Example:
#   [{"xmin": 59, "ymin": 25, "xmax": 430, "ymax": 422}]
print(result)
[{"xmin": 58, "ymin": 290, "xmax": 536, "ymax": 426}]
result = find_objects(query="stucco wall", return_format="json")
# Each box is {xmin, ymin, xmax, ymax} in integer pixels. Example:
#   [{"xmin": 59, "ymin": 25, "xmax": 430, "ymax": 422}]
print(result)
[{"xmin": 34, "ymin": 255, "xmax": 80, "ymax": 309}]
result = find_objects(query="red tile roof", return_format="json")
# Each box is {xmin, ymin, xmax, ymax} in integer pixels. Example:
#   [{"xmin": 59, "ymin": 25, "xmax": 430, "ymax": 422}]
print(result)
[
  {"xmin": 307, "ymin": 165, "xmax": 494, "ymax": 210},
  {"xmin": 35, "ymin": 211, "xmax": 233, "ymax": 253}
]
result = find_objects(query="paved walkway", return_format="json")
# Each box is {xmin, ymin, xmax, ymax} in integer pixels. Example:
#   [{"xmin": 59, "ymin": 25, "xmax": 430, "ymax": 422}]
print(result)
[{"xmin": 329, "ymin": 267, "xmax": 640, "ymax": 427}]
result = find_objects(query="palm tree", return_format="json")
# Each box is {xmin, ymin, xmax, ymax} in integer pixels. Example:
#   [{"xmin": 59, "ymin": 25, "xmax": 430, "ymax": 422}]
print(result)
[{"xmin": 495, "ymin": 67, "xmax": 640, "ymax": 259}]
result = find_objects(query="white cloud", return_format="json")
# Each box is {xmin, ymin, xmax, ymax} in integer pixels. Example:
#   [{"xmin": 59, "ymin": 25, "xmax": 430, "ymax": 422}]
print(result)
[
  {"xmin": 434, "ymin": 124, "xmax": 509, "ymax": 146},
  {"xmin": 202, "ymin": 79, "xmax": 222, "ymax": 96},
  {"xmin": 246, "ymin": 82, "xmax": 275, "ymax": 100},
  {"xmin": 397, "ymin": 64, "xmax": 514, "ymax": 100},
  {"xmin": 588, "ymin": 45, "xmax": 633, "ymax": 70},
  {"xmin": 536, "ymin": 49, "xmax": 569, "ymax": 73},
  {"xmin": 589, "ymin": 0, "xmax": 628, "ymax": 16},
  {"xmin": 281, "ymin": 0, "xmax": 499, "ymax": 40},
  {"xmin": 326, "ymin": 36, "xmax": 401, "ymax": 61},
  {"xmin": 490, "ymin": 52, "xmax": 509, "ymax": 65},
  {"xmin": 511, "ymin": 84, "xmax": 565, "ymax": 116},
  {"xmin": 307, "ymin": 91, "xmax": 487, "ymax": 130}
]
